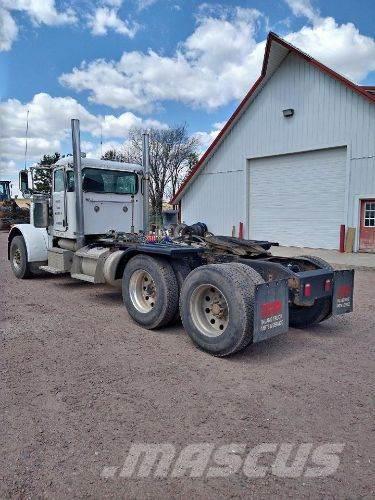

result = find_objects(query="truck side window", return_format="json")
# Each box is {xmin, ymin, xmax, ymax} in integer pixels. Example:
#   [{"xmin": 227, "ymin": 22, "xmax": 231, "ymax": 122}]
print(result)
[
  {"xmin": 54, "ymin": 170, "xmax": 65, "ymax": 192},
  {"xmin": 66, "ymin": 171, "xmax": 75, "ymax": 192}
]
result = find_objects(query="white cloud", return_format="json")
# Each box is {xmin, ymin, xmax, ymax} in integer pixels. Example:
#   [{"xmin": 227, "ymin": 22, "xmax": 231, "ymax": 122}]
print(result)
[
  {"xmin": 1, "ymin": 0, "xmax": 76, "ymax": 25},
  {"xmin": 136, "ymin": 0, "xmax": 158, "ymax": 11},
  {"xmin": 60, "ymin": 7, "xmax": 264, "ymax": 111},
  {"xmin": 0, "ymin": 93, "xmax": 98, "ymax": 147},
  {"xmin": 0, "ymin": 92, "xmax": 168, "ymax": 182},
  {"xmin": 193, "ymin": 121, "xmax": 226, "ymax": 153},
  {"xmin": 100, "ymin": 112, "xmax": 168, "ymax": 137},
  {"xmin": 284, "ymin": 0, "xmax": 319, "ymax": 22},
  {"xmin": 285, "ymin": 14, "xmax": 375, "ymax": 82},
  {"xmin": 0, "ymin": 0, "xmax": 139, "ymax": 52},
  {"xmin": 0, "ymin": 7, "xmax": 18, "ymax": 51},
  {"xmin": 0, "ymin": 0, "xmax": 76, "ymax": 51},
  {"xmin": 86, "ymin": 140, "xmax": 124, "ymax": 160},
  {"xmin": 88, "ymin": 6, "xmax": 138, "ymax": 37},
  {"xmin": 0, "ymin": 159, "xmax": 17, "ymax": 175},
  {"xmin": 0, "ymin": 137, "xmax": 61, "ymax": 160},
  {"xmin": 103, "ymin": 0, "xmax": 124, "ymax": 6},
  {"xmin": 59, "ymin": 3, "xmax": 375, "ymax": 112},
  {"xmin": 0, "ymin": 160, "xmax": 21, "ymax": 196}
]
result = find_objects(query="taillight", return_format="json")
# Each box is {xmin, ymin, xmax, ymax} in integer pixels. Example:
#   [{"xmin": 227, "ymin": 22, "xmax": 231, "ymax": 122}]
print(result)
[
  {"xmin": 261, "ymin": 300, "xmax": 282, "ymax": 319},
  {"xmin": 304, "ymin": 283, "xmax": 311, "ymax": 297},
  {"xmin": 338, "ymin": 284, "xmax": 351, "ymax": 299},
  {"xmin": 324, "ymin": 279, "xmax": 332, "ymax": 292}
]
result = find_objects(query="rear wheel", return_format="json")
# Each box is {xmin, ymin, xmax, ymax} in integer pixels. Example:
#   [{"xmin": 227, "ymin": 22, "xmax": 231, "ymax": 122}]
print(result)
[
  {"xmin": 10, "ymin": 235, "xmax": 32, "ymax": 279},
  {"xmin": 289, "ymin": 299, "xmax": 331, "ymax": 328},
  {"xmin": 122, "ymin": 255, "xmax": 179, "ymax": 329},
  {"xmin": 179, "ymin": 263, "xmax": 263, "ymax": 356},
  {"xmin": 290, "ymin": 255, "xmax": 333, "ymax": 327},
  {"xmin": 297, "ymin": 255, "xmax": 333, "ymax": 272},
  {"xmin": 228, "ymin": 263, "xmax": 264, "ymax": 350}
]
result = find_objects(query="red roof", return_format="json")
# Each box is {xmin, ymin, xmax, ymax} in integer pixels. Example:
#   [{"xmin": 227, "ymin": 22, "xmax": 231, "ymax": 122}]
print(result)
[
  {"xmin": 360, "ymin": 85, "xmax": 375, "ymax": 94},
  {"xmin": 171, "ymin": 31, "xmax": 375, "ymax": 204}
]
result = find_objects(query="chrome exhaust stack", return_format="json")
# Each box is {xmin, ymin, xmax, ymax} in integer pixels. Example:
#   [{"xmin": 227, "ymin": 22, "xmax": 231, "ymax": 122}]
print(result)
[
  {"xmin": 71, "ymin": 119, "xmax": 85, "ymax": 249},
  {"xmin": 142, "ymin": 132, "xmax": 150, "ymax": 234}
]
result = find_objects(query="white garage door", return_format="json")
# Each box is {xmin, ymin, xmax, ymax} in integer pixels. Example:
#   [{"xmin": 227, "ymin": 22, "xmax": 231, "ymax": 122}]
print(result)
[{"xmin": 249, "ymin": 147, "xmax": 347, "ymax": 249}]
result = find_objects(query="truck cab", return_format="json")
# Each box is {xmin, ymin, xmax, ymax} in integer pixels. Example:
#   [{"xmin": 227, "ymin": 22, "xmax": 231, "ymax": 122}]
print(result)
[{"xmin": 51, "ymin": 157, "xmax": 144, "ymax": 239}]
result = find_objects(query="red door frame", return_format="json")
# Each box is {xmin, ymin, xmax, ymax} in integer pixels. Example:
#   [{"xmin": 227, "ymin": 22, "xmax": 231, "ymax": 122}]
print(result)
[{"xmin": 359, "ymin": 199, "xmax": 375, "ymax": 252}]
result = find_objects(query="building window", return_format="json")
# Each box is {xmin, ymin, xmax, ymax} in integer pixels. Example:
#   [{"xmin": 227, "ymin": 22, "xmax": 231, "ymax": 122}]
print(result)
[{"xmin": 364, "ymin": 201, "xmax": 375, "ymax": 227}]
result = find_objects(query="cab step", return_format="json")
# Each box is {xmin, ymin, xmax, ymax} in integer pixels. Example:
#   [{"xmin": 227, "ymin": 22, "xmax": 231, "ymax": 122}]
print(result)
[
  {"xmin": 70, "ymin": 273, "xmax": 96, "ymax": 283},
  {"xmin": 39, "ymin": 265, "xmax": 68, "ymax": 275}
]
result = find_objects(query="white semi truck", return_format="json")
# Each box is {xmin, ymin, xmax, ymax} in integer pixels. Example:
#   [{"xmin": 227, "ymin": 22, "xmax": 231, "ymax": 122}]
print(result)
[{"xmin": 8, "ymin": 119, "xmax": 354, "ymax": 356}]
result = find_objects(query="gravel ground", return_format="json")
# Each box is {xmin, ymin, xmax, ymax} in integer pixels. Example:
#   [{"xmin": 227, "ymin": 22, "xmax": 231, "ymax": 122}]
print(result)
[{"xmin": 1, "ymin": 231, "xmax": 374, "ymax": 499}]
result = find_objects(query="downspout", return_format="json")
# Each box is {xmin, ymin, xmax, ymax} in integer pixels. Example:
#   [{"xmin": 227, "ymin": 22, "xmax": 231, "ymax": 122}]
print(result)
[
  {"xmin": 142, "ymin": 132, "xmax": 150, "ymax": 234},
  {"xmin": 71, "ymin": 118, "xmax": 85, "ymax": 249}
]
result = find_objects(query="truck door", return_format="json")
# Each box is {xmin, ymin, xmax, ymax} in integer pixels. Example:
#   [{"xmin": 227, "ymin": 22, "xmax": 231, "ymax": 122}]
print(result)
[{"xmin": 53, "ymin": 168, "xmax": 67, "ymax": 231}]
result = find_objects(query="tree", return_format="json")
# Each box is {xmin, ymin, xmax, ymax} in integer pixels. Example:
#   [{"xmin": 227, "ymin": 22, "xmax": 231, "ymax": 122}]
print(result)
[
  {"xmin": 167, "ymin": 150, "xmax": 199, "ymax": 199},
  {"xmin": 105, "ymin": 125, "xmax": 200, "ymax": 217},
  {"xmin": 33, "ymin": 153, "xmax": 60, "ymax": 193},
  {"xmin": 101, "ymin": 149, "xmax": 125, "ymax": 162}
]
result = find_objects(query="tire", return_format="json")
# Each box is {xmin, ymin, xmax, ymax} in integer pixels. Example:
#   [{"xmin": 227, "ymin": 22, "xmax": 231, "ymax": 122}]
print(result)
[
  {"xmin": 170, "ymin": 259, "xmax": 192, "ymax": 323},
  {"xmin": 10, "ymin": 235, "xmax": 32, "ymax": 279},
  {"xmin": 122, "ymin": 255, "xmax": 179, "ymax": 329},
  {"xmin": 228, "ymin": 263, "xmax": 265, "ymax": 351},
  {"xmin": 289, "ymin": 299, "xmax": 331, "ymax": 328},
  {"xmin": 179, "ymin": 263, "xmax": 262, "ymax": 357},
  {"xmin": 297, "ymin": 255, "xmax": 334, "ymax": 272},
  {"xmin": 290, "ymin": 255, "xmax": 333, "ymax": 327}
]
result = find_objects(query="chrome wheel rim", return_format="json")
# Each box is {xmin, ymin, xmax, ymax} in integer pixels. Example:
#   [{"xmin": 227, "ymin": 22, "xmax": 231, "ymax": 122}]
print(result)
[
  {"xmin": 12, "ymin": 248, "xmax": 22, "ymax": 271},
  {"xmin": 129, "ymin": 269, "xmax": 156, "ymax": 313},
  {"xmin": 190, "ymin": 284, "xmax": 229, "ymax": 337}
]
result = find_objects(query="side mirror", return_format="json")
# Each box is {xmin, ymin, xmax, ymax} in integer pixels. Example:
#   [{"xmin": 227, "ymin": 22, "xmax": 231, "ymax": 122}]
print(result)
[{"xmin": 19, "ymin": 170, "xmax": 29, "ymax": 194}]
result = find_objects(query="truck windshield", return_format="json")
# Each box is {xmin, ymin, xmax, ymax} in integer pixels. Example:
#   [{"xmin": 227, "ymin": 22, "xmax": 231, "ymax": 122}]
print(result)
[{"xmin": 82, "ymin": 168, "xmax": 138, "ymax": 195}]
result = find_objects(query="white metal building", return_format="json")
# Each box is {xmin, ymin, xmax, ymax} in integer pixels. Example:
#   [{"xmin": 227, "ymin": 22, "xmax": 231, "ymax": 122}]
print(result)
[{"xmin": 171, "ymin": 33, "xmax": 375, "ymax": 252}]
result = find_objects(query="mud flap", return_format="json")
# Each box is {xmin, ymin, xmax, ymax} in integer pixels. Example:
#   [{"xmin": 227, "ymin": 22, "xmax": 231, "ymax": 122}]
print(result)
[
  {"xmin": 332, "ymin": 269, "xmax": 354, "ymax": 315},
  {"xmin": 253, "ymin": 279, "xmax": 289, "ymax": 343}
]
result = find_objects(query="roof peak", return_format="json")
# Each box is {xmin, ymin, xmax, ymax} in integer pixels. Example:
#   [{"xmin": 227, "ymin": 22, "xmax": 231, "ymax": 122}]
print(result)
[{"xmin": 171, "ymin": 32, "xmax": 374, "ymax": 205}]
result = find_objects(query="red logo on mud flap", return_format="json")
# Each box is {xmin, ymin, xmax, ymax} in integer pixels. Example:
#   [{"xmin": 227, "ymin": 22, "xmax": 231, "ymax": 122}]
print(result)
[
  {"xmin": 337, "ymin": 284, "xmax": 351, "ymax": 299},
  {"xmin": 261, "ymin": 300, "xmax": 282, "ymax": 319}
]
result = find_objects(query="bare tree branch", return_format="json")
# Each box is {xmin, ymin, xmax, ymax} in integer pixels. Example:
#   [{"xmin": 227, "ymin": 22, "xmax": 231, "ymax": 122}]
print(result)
[{"xmin": 102, "ymin": 124, "xmax": 200, "ymax": 217}]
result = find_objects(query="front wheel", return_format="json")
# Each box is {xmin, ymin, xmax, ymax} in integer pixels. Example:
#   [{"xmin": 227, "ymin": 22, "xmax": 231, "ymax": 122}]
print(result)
[{"xmin": 10, "ymin": 235, "xmax": 32, "ymax": 279}]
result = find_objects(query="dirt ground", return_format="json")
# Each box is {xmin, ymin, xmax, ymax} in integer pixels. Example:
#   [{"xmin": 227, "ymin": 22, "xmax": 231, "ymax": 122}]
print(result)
[
  {"xmin": 14, "ymin": 200, "xmax": 30, "ymax": 209},
  {"xmin": 1, "ymin": 231, "xmax": 374, "ymax": 499}
]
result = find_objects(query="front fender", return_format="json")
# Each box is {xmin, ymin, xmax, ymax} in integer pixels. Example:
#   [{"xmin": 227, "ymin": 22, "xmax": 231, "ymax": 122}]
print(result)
[{"xmin": 8, "ymin": 224, "xmax": 48, "ymax": 262}]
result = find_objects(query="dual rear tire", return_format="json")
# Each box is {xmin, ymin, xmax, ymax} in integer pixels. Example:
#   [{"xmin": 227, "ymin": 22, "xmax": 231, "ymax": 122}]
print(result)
[
  {"xmin": 122, "ymin": 257, "xmax": 264, "ymax": 356},
  {"xmin": 179, "ymin": 263, "xmax": 264, "ymax": 356}
]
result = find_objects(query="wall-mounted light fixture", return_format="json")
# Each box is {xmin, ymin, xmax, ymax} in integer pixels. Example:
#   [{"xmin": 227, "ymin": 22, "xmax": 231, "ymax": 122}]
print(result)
[{"xmin": 283, "ymin": 108, "xmax": 294, "ymax": 118}]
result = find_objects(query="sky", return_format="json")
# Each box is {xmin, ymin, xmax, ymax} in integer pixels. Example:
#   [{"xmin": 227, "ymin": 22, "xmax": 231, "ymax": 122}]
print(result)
[{"xmin": 0, "ymin": 0, "xmax": 374, "ymax": 194}]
